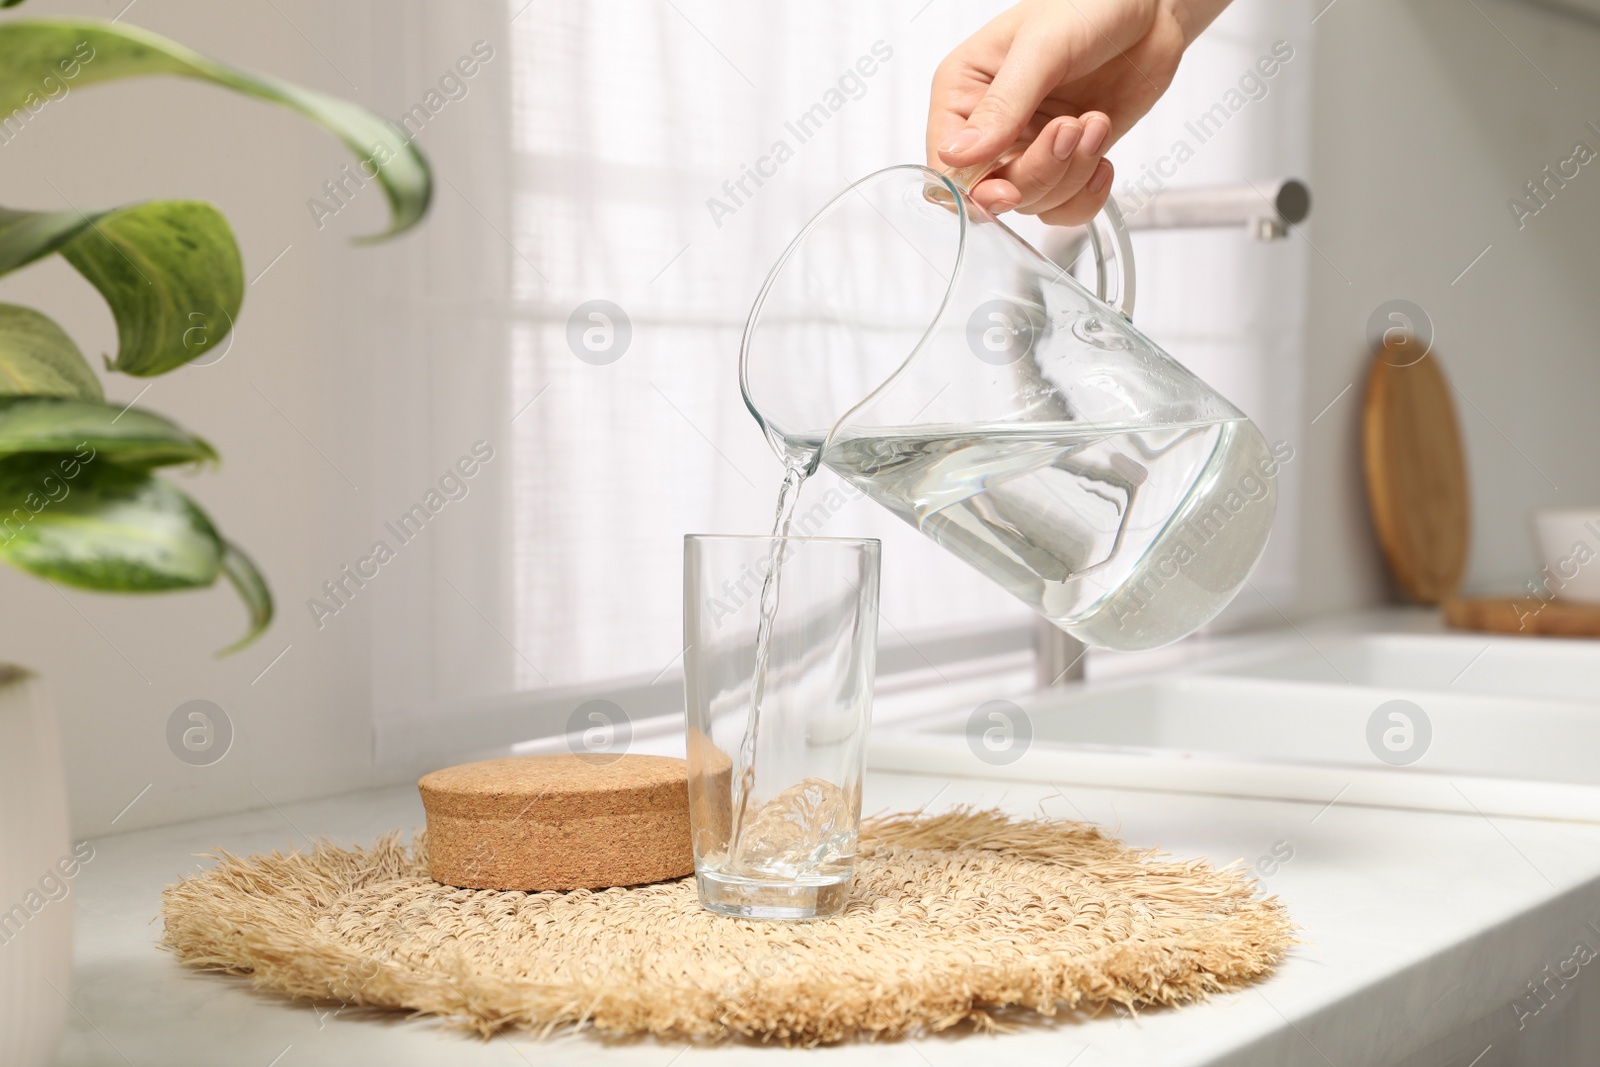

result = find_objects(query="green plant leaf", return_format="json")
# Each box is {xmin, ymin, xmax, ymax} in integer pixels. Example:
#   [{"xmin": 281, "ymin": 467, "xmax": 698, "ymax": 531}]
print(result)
[
  {"xmin": 217, "ymin": 539, "xmax": 272, "ymax": 654},
  {"xmin": 0, "ymin": 396, "xmax": 215, "ymax": 467},
  {"xmin": 0, "ymin": 302, "xmax": 102, "ymax": 400},
  {"xmin": 0, "ymin": 456, "xmax": 220, "ymax": 590},
  {"xmin": 0, "ymin": 455, "xmax": 269, "ymax": 651},
  {"xmin": 0, "ymin": 20, "xmax": 431, "ymax": 240},
  {"xmin": 58, "ymin": 201, "xmax": 242, "ymax": 376},
  {"xmin": 0, "ymin": 201, "xmax": 243, "ymax": 376},
  {"xmin": 0, "ymin": 205, "xmax": 102, "ymax": 276}
]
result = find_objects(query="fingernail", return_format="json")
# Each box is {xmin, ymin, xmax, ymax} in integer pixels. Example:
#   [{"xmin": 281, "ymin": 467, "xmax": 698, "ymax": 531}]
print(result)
[
  {"xmin": 1079, "ymin": 115, "xmax": 1109, "ymax": 157},
  {"xmin": 988, "ymin": 195, "xmax": 1019, "ymax": 213},
  {"xmin": 940, "ymin": 127, "xmax": 983, "ymax": 156},
  {"xmin": 1051, "ymin": 119, "xmax": 1083, "ymax": 161},
  {"xmin": 1089, "ymin": 159, "xmax": 1112, "ymax": 194}
]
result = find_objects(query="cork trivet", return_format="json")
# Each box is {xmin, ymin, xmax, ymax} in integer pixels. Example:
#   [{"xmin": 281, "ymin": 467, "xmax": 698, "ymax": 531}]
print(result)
[{"xmin": 418, "ymin": 754, "xmax": 693, "ymax": 890}]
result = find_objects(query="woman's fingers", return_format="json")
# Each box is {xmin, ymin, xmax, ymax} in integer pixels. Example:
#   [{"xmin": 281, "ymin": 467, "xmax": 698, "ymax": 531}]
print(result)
[
  {"xmin": 971, "ymin": 110, "xmax": 1111, "ymax": 218},
  {"xmin": 968, "ymin": 115, "xmax": 1082, "ymax": 214},
  {"xmin": 1016, "ymin": 111, "xmax": 1111, "ymax": 217},
  {"xmin": 1037, "ymin": 159, "xmax": 1116, "ymax": 226},
  {"xmin": 968, "ymin": 176, "xmax": 1023, "ymax": 214}
]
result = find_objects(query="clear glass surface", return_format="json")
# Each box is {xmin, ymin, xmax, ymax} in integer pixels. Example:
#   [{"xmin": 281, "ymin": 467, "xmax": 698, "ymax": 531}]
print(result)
[
  {"xmin": 739, "ymin": 165, "xmax": 1277, "ymax": 652},
  {"xmin": 682, "ymin": 534, "xmax": 879, "ymax": 920}
]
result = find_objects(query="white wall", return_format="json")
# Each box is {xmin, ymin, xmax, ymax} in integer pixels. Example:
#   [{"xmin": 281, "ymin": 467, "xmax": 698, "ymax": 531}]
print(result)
[
  {"xmin": 1297, "ymin": 0, "xmax": 1600, "ymax": 612},
  {"xmin": 0, "ymin": 0, "xmax": 507, "ymax": 838},
  {"xmin": 5, "ymin": 0, "xmax": 1600, "ymax": 840}
]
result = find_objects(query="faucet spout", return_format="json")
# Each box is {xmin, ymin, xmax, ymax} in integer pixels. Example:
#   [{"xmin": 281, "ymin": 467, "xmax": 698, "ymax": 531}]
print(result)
[{"xmin": 1118, "ymin": 178, "xmax": 1311, "ymax": 240}]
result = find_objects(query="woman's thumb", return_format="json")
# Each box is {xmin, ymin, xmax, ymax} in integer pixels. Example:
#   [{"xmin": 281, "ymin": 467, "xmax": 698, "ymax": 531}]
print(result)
[{"xmin": 938, "ymin": 46, "xmax": 1060, "ymax": 164}]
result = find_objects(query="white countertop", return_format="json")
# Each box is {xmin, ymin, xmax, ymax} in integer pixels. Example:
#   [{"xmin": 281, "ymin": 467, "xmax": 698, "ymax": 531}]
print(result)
[{"xmin": 55, "ymin": 763, "xmax": 1600, "ymax": 1066}]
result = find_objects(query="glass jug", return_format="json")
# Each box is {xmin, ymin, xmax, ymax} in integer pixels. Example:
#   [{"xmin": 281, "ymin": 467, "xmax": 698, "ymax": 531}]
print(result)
[{"xmin": 739, "ymin": 164, "xmax": 1277, "ymax": 652}]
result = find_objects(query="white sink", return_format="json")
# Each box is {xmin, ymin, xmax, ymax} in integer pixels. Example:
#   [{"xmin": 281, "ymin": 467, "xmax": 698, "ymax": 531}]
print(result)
[
  {"xmin": 869, "ymin": 626, "xmax": 1600, "ymax": 822},
  {"xmin": 1212, "ymin": 631, "xmax": 1600, "ymax": 703}
]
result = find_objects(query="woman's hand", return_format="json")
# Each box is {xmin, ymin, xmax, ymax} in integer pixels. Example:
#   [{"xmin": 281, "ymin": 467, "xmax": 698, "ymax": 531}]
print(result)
[{"xmin": 927, "ymin": 0, "xmax": 1229, "ymax": 225}]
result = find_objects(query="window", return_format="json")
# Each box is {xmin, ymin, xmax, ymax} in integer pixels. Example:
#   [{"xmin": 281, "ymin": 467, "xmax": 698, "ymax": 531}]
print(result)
[{"xmin": 366, "ymin": 0, "xmax": 1310, "ymax": 763}]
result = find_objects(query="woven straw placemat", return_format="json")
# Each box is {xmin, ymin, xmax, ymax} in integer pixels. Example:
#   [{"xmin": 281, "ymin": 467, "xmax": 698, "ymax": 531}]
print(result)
[{"xmin": 161, "ymin": 808, "xmax": 1293, "ymax": 1045}]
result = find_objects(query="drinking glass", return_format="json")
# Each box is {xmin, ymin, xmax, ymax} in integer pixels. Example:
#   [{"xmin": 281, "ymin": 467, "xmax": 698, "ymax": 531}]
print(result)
[{"xmin": 682, "ymin": 534, "xmax": 880, "ymax": 920}]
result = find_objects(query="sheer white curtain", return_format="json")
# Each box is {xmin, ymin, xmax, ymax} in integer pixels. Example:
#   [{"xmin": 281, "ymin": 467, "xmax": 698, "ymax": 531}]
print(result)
[
  {"xmin": 365, "ymin": 0, "xmax": 1310, "ymax": 761},
  {"xmin": 497, "ymin": 1, "xmax": 1048, "ymax": 694}
]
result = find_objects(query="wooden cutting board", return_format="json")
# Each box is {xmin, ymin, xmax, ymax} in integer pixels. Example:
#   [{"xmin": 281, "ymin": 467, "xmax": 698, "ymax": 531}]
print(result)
[
  {"xmin": 1362, "ymin": 340, "xmax": 1471, "ymax": 604},
  {"xmin": 1443, "ymin": 596, "xmax": 1600, "ymax": 637},
  {"xmin": 1361, "ymin": 339, "xmax": 1600, "ymax": 636}
]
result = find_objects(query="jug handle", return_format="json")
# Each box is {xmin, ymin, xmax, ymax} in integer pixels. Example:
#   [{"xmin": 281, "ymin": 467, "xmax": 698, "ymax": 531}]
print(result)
[{"xmin": 943, "ymin": 152, "xmax": 1137, "ymax": 320}]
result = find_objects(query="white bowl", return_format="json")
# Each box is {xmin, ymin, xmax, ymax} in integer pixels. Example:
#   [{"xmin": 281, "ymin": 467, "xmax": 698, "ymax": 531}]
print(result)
[{"xmin": 1530, "ymin": 508, "xmax": 1600, "ymax": 603}]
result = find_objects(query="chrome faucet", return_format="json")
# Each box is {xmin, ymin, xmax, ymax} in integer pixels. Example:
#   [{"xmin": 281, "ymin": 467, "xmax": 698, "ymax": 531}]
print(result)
[
  {"xmin": 1117, "ymin": 178, "xmax": 1310, "ymax": 240},
  {"xmin": 1033, "ymin": 178, "xmax": 1310, "ymax": 688}
]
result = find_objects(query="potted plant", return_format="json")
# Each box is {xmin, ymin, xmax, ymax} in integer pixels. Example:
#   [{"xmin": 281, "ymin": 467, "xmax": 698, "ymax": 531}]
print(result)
[{"xmin": 0, "ymin": 13, "xmax": 431, "ymax": 1065}]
